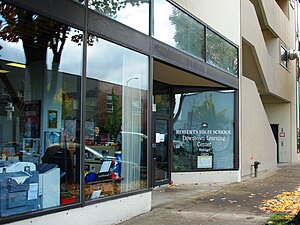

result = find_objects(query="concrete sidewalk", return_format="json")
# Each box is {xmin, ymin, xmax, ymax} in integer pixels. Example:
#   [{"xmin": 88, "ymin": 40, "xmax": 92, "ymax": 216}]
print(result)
[{"xmin": 118, "ymin": 162, "xmax": 300, "ymax": 225}]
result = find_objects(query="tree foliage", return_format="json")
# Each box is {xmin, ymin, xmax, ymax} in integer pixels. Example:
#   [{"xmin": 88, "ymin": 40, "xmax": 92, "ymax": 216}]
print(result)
[
  {"xmin": 0, "ymin": 0, "xmax": 147, "ymax": 66},
  {"xmin": 169, "ymin": 8, "xmax": 205, "ymax": 59},
  {"xmin": 169, "ymin": 7, "xmax": 238, "ymax": 75},
  {"xmin": 206, "ymin": 30, "xmax": 238, "ymax": 75},
  {"xmin": 105, "ymin": 88, "xmax": 121, "ymax": 140},
  {"xmin": 193, "ymin": 93, "xmax": 229, "ymax": 129},
  {"xmin": 0, "ymin": 0, "xmax": 147, "ymax": 112},
  {"xmin": 89, "ymin": 0, "xmax": 148, "ymax": 17}
]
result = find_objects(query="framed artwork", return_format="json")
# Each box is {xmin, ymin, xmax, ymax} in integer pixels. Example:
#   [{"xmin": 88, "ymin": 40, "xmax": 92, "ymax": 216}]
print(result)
[
  {"xmin": 48, "ymin": 110, "xmax": 58, "ymax": 128},
  {"xmin": 23, "ymin": 138, "xmax": 40, "ymax": 154},
  {"xmin": 24, "ymin": 138, "xmax": 33, "ymax": 150}
]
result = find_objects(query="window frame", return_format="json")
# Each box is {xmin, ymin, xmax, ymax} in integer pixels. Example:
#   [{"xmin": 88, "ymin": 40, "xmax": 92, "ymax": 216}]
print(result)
[{"xmin": 280, "ymin": 45, "xmax": 288, "ymax": 68}]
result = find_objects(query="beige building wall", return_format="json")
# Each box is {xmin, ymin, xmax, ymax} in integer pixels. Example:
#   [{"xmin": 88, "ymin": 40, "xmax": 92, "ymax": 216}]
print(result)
[
  {"xmin": 241, "ymin": 0, "xmax": 295, "ymax": 100},
  {"xmin": 264, "ymin": 102, "xmax": 298, "ymax": 162},
  {"xmin": 241, "ymin": 0, "xmax": 298, "ymax": 177},
  {"xmin": 173, "ymin": 0, "xmax": 240, "ymax": 45},
  {"xmin": 241, "ymin": 76, "xmax": 277, "ymax": 177},
  {"xmin": 258, "ymin": 0, "xmax": 295, "ymax": 48}
]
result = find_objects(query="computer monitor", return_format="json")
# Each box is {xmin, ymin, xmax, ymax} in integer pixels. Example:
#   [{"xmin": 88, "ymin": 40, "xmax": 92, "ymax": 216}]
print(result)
[{"xmin": 99, "ymin": 161, "xmax": 112, "ymax": 173}]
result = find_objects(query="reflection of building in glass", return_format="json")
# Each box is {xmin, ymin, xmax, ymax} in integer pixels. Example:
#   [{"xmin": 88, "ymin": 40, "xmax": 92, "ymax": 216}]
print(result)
[
  {"xmin": 173, "ymin": 91, "xmax": 234, "ymax": 170},
  {"xmin": 0, "ymin": 0, "xmax": 298, "ymax": 224}
]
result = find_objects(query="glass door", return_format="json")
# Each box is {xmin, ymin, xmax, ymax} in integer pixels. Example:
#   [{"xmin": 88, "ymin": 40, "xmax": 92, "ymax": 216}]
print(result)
[{"xmin": 152, "ymin": 115, "xmax": 171, "ymax": 186}]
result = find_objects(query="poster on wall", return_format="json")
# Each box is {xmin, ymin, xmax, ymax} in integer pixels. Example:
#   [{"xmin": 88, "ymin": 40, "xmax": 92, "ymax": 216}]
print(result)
[
  {"xmin": 48, "ymin": 110, "xmax": 58, "ymax": 129},
  {"xmin": 197, "ymin": 155, "xmax": 213, "ymax": 168},
  {"xmin": 24, "ymin": 101, "xmax": 41, "ymax": 138},
  {"xmin": 44, "ymin": 131, "xmax": 61, "ymax": 150}
]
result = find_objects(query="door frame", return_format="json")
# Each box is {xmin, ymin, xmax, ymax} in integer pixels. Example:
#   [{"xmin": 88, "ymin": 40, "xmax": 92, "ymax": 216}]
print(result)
[{"xmin": 151, "ymin": 114, "xmax": 172, "ymax": 187}]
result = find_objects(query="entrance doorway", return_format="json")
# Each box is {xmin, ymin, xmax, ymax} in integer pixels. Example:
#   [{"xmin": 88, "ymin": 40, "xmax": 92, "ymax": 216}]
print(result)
[
  {"xmin": 270, "ymin": 124, "xmax": 279, "ymax": 163},
  {"xmin": 152, "ymin": 115, "xmax": 171, "ymax": 186},
  {"xmin": 151, "ymin": 81, "xmax": 172, "ymax": 187},
  {"xmin": 151, "ymin": 60, "xmax": 229, "ymax": 187}
]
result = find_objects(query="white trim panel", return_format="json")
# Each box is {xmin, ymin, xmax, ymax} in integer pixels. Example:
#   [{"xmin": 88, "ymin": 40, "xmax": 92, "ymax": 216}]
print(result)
[
  {"xmin": 8, "ymin": 192, "xmax": 151, "ymax": 225},
  {"xmin": 171, "ymin": 170, "xmax": 241, "ymax": 184}
]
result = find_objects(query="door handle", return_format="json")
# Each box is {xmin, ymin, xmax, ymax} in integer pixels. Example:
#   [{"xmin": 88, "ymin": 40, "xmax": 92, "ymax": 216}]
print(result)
[{"xmin": 152, "ymin": 144, "xmax": 157, "ymax": 160}]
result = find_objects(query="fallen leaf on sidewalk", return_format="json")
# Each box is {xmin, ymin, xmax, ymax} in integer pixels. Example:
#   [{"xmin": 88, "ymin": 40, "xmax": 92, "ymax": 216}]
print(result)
[{"xmin": 260, "ymin": 187, "xmax": 300, "ymax": 217}]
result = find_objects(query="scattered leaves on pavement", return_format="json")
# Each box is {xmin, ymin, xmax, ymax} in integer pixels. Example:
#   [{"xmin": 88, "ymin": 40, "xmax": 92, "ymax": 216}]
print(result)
[{"xmin": 260, "ymin": 187, "xmax": 300, "ymax": 218}]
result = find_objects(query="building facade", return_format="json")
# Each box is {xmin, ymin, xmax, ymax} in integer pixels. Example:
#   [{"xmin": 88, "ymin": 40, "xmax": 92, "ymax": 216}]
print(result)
[
  {"xmin": 0, "ymin": 0, "xmax": 298, "ymax": 224},
  {"xmin": 241, "ymin": 0, "xmax": 299, "ymax": 177}
]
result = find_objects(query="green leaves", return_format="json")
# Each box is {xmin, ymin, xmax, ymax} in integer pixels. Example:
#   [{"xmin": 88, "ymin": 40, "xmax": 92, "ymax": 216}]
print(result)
[{"xmin": 193, "ymin": 93, "xmax": 229, "ymax": 129}]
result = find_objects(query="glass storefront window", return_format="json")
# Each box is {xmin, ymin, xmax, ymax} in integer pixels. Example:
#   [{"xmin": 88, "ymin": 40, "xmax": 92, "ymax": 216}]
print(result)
[
  {"xmin": 86, "ymin": 35, "xmax": 148, "ymax": 200},
  {"xmin": 173, "ymin": 91, "xmax": 235, "ymax": 171},
  {"xmin": 0, "ymin": 2, "xmax": 83, "ymax": 217},
  {"xmin": 88, "ymin": 0, "xmax": 149, "ymax": 35},
  {"xmin": 206, "ymin": 29, "xmax": 238, "ymax": 76},
  {"xmin": 154, "ymin": 94, "xmax": 170, "ymax": 114},
  {"xmin": 153, "ymin": 0, "xmax": 205, "ymax": 60}
]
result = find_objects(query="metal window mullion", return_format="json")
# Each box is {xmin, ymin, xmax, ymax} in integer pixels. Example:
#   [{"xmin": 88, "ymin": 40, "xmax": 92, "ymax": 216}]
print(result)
[
  {"xmin": 234, "ymin": 89, "xmax": 239, "ymax": 169},
  {"xmin": 80, "ymin": 0, "xmax": 88, "ymax": 206},
  {"xmin": 150, "ymin": 0, "xmax": 154, "ymax": 37},
  {"xmin": 204, "ymin": 26, "xmax": 207, "ymax": 63}
]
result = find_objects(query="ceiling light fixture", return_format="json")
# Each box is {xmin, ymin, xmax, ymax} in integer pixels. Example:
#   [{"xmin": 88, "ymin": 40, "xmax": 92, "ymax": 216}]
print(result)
[
  {"xmin": 6, "ymin": 62, "xmax": 26, "ymax": 69},
  {"xmin": 0, "ymin": 69, "xmax": 9, "ymax": 73}
]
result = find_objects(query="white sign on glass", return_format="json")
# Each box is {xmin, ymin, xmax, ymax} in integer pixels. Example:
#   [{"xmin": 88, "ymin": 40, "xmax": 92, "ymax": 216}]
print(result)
[
  {"xmin": 197, "ymin": 155, "xmax": 213, "ymax": 168},
  {"xmin": 155, "ymin": 133, "xmax": 165, "ymax": 143}
]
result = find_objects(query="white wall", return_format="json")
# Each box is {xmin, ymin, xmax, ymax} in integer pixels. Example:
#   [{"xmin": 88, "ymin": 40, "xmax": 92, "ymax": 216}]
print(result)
[
  {"xmin": 172, "ymin": 171, "xmax": 240, "ymax": 184},
  {"xmin": 241, "ymin": 76, "xmax": 277, "ymax": 177},
  {"xmin": 174, "ymin": 0, "xmax": 240, "ymax": 45},
  {"xmin": 7, "ymin": 192, "xmax": 151, "ymax": 225}
]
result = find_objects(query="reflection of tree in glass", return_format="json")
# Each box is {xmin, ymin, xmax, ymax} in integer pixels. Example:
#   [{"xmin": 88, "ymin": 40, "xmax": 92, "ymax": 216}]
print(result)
[
  {"xmin": 193, "ymin": 93, "xmax": 229, "ymax": 129},
  {"xmin": 206, "ymin": 30, "xmax": 238, "ymax": 75},
  {"xmin": 89, "ymin": 0, "xmax": 148, "ymax": 18},
  {"xmin": 196, "ymin": 93, "xmax": 234, "ymax": 168},
  {"xmin": 0, "ymin": 0, "xmax": 146, "ymax": 112},
  {"xmin": 53, "ymin": 84, "xmax": 73, "ymax": 120},
  {"xmin": 155, "ymin": 94, "xmax": 169, "ymax": 114},
  {"xmin": 169, "ymin": 8, "xmax": 205, "ymax": 59},
  {"xmin": 168, "ymin": 6, "xmax": 237, "ymax": 75},
  {"xmin": 0, "ymin": 0, "xmax": 147, "ymax": 67},
  {"xmin": 105, "ymin": 88, "xmax": 121, "ymax": 141}
]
